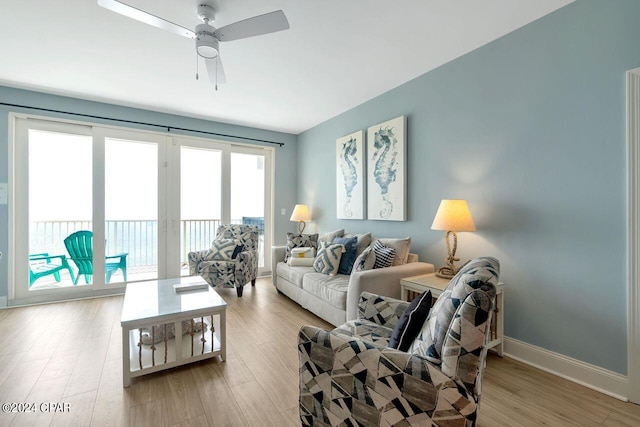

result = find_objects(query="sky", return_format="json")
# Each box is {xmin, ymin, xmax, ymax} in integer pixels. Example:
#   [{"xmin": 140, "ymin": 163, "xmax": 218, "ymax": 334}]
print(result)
[{"xmin": 29, "ymin": 130, "xmax": 265, "ymax": 223}]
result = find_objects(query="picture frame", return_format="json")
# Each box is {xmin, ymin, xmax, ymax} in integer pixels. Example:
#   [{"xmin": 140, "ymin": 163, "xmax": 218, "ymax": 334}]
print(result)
[
  {"xmin": 366, "ymin": 116, "xmax": 407, "ymax": 221},
  {"xmin": 336, "ymin": 130, "xmax": 365, "ymax": 219}
]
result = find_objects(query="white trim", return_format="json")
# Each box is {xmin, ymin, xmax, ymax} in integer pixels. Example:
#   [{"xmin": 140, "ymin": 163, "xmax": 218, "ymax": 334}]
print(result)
[
  {"xmin": 504, "ymin": 337, "xmax": 628, "ymax": 401},
  {"xmin": 627, "ymin": 67, "xmax": 640, "ymax": 404},
  {"xmin": 0, "ymin": 296, "xmax": 6, "ymax": 308}
]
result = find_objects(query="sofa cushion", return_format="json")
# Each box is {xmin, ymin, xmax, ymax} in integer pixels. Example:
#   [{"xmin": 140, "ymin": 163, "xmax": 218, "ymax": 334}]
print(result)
[
  {"xmin": 285, "ymin": 233, "xmax": 319, "ymax": 262},
  {"xmin": 333, "ymin": 319, "xmax": 393, "ymax": 347},
  {"xmin": 378, "ymin": 237, "xmax": 411, "ymax": 266},
  {"xmin": 372, "ymin": 240, "xmax": 395, "ymax": 269},
  {"xmin": 276, "ymin": 262, "xmax": 312, "ymax": 288},
  {"xmin": 318, "ymin": 229, "xmax": 344, "ymax": 245},
  {"xmin": 413, "ymin": 257, "xmax": 500, "ymax": 364},
  {"xmin": 389, "ymin": 290, "xmax": 432, "ymax": 351},
  {"xmin": 353, "ymin": 246, "xmax": 376, "ymax": 272},
  {"xmin": 302, "ymin": 273, "xmax": 349, "ymax": 308},
  {"xmin": 344, "ymin": 232, "xmax": 372, "ymax": 257},
  {"xmin": 333, "ymin": 236, "xmax": 358, "ymax": 275}
]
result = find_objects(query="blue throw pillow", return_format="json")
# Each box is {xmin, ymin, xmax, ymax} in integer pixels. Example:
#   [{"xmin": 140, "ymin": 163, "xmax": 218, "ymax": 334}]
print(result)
[
  {"xmin": 232, "ymin": 244, "xmax": 244, "ymax": 259},
  {"xmin": 389, "ymin": 291, "xmax": 432, "ymax": 351},
  {"xmin": 333, "ymin": 236, "xmax": 358, "ymax": 274}
]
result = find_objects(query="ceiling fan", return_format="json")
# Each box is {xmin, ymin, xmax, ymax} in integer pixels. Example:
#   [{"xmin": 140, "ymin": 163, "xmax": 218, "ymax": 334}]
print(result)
[{"xmin": 97, "ymin": 0, "xmax": 290, "ymax": 89}]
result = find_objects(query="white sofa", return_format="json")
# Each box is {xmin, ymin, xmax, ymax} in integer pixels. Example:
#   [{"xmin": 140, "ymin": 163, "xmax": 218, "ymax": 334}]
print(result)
[{"xmin": 271, "ymin": 246, "xmax": 434, "ymax": 326}]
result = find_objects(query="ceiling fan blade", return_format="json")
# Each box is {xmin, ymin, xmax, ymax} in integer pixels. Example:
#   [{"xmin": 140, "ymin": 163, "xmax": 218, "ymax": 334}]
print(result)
[
  {"xmin": 213, "ymin": 10, "xmax": 289, "ymax": 42},
  {"xmin": 98, "ymin": 0, "xmax": 195, "ymax": 39},
  {"xmin": 206, "ymin": 57, "xmax": 226, "ymax": 87}
]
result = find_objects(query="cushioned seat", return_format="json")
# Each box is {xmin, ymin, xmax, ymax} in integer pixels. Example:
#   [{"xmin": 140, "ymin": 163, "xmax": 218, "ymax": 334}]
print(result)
[
  {"xmin": 301, "ymin": 273, "xmax": 349, "ymax": 308},
  {"xmin": 188, "ymin": 224, "xmax": 259, "ymax": 297},
  {"xmin": 276, "ymin": 263, "xmax": 312, "ymax": 288},
  {"xmin": 298, "ymin": 257, "xmax": 500, "ymax": 426}
]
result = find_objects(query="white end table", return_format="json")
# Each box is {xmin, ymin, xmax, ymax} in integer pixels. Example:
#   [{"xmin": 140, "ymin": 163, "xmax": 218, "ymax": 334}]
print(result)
[
  {"xmin": 400, "ymin": 273, "xmax": 504, "ymax": 356},
  {"xmin": 121, "ymin": 277, "xmax": 227, "ymax": 387}
]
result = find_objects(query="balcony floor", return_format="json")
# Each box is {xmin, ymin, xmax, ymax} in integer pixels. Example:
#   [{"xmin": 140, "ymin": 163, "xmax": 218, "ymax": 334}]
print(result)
[{"xmin": 29, "ymin": 265, "xmax": 190, "ymax": 290}]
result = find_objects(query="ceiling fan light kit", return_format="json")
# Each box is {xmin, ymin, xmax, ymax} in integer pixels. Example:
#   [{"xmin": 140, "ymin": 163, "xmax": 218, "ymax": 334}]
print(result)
[
  {"xmin": 196, "ymin": 25, "xmax": 219, "ymax": 59},
  {"xmin": 98, "ymin": 0, "xmax": 290, "ymax": 88}
]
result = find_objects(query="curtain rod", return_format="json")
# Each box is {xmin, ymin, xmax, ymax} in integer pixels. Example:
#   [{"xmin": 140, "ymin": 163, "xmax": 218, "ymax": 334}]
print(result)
[{"xmin": 0, "ymin": 102, "xmax": 285, "ymax": 147}]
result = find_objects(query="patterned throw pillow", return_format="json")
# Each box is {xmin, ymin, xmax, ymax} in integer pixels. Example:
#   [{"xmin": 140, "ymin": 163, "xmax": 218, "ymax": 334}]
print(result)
[
  {"xmin": 353, "ymin": 246, "xmax": 375, "ymax": 272},
  {"xmin": 208, "ymin": 239, "xmax": 242, "ymax": 261},
  {"xmin": 372, "ymin": 240, "xmax": 395, "ymax": 269},
  {"xmin": 389, "ymin": 291, "xmax": 432, "ymax": 351},
  {"xmin": 333, "ymin": 236, "xmax": 358, "ymax": 275},
  {"xmin": 313, "ymin": 242, "xmax": 345, "ymax": 276},
  {"xmin": 285, "ymin": 233, "xmax": 319, "ymax": 262}
]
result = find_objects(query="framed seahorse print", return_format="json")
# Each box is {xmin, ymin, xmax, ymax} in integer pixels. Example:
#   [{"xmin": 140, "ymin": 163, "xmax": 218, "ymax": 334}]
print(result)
[
  {"xmin": 336, "ymin": 130, "xmax": 365, "ymax": 219},
  {"xmin": 366, "ymin": 116, "xmax": 407, "ymax": 221}
]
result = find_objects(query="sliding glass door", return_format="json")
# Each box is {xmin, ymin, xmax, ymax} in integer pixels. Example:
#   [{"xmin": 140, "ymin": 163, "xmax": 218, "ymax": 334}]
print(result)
[
  {"xmin": 179, "ymin": 145, "xmax": 223, "ymax": 276},
  {"xmin": 13, "ymin": 120, "xmax": 166, "ymax": 301},
  {"xmin": 11, "ymin": 117, "xmax": 273, "ymax": 303},
  {"xmin": 26, "ymin": 126, "xmax": 94, "ymax": 288},
  {"xmin": 174, "ymin": 140, "xmax": 272, "ymax": 276},
  {"xmin": 105, "ymin": 134, "xmax": 161, "ymax": 283},
  {"xmin": 230, "ymin": 149, "xmax": 271, "ymax": 271}
]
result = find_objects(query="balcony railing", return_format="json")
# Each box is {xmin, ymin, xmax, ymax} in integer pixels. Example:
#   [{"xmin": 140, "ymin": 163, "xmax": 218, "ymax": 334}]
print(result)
[{"xmin": 28, "ymin": 219, "xmax": 257, "ymax": 268}]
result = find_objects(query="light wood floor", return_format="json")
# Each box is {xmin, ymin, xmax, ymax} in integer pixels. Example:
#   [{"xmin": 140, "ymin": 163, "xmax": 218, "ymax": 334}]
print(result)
[{"xmin": 0, "ymin": 278, "xmax": 639, "ymax": 427}]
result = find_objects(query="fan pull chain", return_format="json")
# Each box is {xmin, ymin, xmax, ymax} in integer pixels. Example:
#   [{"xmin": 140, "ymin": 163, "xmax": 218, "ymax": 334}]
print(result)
[
  {"xmin": 215, "ymin": 57, "xmax": 218, "ymax": 91},
  {"xmin": 195, "ymin": 53, "xmax": 199, "ymax": 80}
]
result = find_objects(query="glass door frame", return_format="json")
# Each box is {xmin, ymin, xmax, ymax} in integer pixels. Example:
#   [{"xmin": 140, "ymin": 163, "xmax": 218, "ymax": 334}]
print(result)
[
  {"xmin": 9, "ymin": 115, "xmax": 274, "ymax": 305},
  {"xmin": 230, "ymin": 144, "xmax": 273, "ymax": 275},
  {"xmin": 11, "ymin": 117, "xmax": 169, "ymax": 301},
  {"xmin": 171, "ymin": 137, "xmax": 273, "ymax": 276}
]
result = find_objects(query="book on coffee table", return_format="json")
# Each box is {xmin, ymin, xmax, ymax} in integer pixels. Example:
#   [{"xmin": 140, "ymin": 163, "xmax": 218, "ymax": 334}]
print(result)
[{"xmin": 173, "ymin": 282, "xmax": 209, "ymax": 293}]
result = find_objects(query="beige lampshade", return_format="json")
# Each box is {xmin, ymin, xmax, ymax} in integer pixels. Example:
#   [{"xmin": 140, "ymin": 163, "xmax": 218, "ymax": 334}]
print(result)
[
  {"xmin": 290, "ymin": 204, "xmax": 311, "ymax": 222},
  {"xmin": 431, "ymin": 199, "xmax": 476, "ymax": 232}
]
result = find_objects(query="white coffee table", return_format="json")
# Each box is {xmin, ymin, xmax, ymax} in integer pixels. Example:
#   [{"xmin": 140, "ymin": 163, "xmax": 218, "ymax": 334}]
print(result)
[{"xmin": 121, "ymin": 277, "xmax": 227, "ymax": 387}]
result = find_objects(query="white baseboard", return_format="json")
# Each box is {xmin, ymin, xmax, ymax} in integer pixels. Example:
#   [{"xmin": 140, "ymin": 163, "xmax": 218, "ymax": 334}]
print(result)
[
  {"xmin": 0, "ymin": 296, "xmax": 6, "ymax": 308},
  {"xmin": 504, "ymin": 337, "xmax": 628, "ymax": 401}
]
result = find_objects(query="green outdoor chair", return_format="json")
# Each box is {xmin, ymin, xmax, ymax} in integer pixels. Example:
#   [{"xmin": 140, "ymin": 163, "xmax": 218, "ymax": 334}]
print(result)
[
  {"xmin": 64, "ymin": 230, "xmax": 128, "ymax": 284},
  {"xmin": 29, "ymin": 253, "xmax": 76, "ymax": 286}
]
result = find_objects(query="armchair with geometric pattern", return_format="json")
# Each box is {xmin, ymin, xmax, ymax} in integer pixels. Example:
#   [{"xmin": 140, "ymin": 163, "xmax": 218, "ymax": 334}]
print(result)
[
  {"xmin": 188, "ymin": 224, "xmax": 259, "ymax": 297},
  {"xmin": 298, "ymin": 257, "xmax": 500, "ymax": 426}
]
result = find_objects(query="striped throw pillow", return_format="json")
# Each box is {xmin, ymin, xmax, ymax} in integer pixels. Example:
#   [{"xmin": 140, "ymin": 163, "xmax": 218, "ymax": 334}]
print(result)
[{"xmin": 372, "ymin": 240, "xmax": 395, "ymax": 269}]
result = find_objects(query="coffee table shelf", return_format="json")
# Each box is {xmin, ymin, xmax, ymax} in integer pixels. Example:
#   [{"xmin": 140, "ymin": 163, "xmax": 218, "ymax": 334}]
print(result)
[{"xmin": 121, "ymin": 277, "xmax": 227, "ymax": 387}]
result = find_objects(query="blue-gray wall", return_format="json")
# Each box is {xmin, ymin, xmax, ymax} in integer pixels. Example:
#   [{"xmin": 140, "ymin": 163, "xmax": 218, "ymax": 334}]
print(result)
[
  {"xmin": 0, "ymin": 85, "xmax": 298, "ymax": 297},
  {"xmin": 297, "ymin": 0, "xmax": 640, "ymax": 375}
]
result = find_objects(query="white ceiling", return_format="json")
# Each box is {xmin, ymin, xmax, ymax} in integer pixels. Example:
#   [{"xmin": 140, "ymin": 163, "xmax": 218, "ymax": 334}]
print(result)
[{"xmin": 0, "ymin": 0, "xmax": 572, "ymax": 134}]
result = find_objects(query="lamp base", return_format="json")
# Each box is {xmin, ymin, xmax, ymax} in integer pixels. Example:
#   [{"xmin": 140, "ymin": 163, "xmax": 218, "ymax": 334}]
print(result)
[
  {"xmin": 436, "ymin": 230, "xmax": 460, "ymax": 280},
  {"xmin": 435, "ymin": 265, "xmax": 457, "ymax": 280},
  {"xmin": 298, "ymin": 221, "xmax": 306, "ymax": 234}
]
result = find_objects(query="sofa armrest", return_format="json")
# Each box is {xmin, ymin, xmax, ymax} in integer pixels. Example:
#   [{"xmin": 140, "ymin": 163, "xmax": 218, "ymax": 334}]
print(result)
[
  {"xmin": 187, "ymin": 249, "xmax": 210, "ymax": 275},
  {"xmin": 271, "ymin": 245, "xmax": 286, "ymax": 286},
  {"xmin": 346, "ymin": 261, "xmax": 435, "ymax": 321},
  {"xmin": 357, "ymin": 291, "xmax": 409, "ymax": 328},
  {"xmin": 298, "ymin": 325, "xmax": 477, "ymax": 425}
]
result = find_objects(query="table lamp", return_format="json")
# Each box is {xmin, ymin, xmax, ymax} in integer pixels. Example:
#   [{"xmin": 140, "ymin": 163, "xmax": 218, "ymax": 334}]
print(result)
[
  {"xmin": 290, "ymin": 204, "xmax": 311, "ymax": 234},
  {"xmin": 431, "ymin": 199, "xmax": 476, "ymax": 279}
]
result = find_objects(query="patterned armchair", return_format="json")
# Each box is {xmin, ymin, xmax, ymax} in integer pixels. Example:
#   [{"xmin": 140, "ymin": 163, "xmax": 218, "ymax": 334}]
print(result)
[
  {"xmin": 188, "ymin": 224, "xmax": 259, "ymax": 297},
  {"xmin": 298, "ymin": 257, "xmax": 500, "ymax": 426}
]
